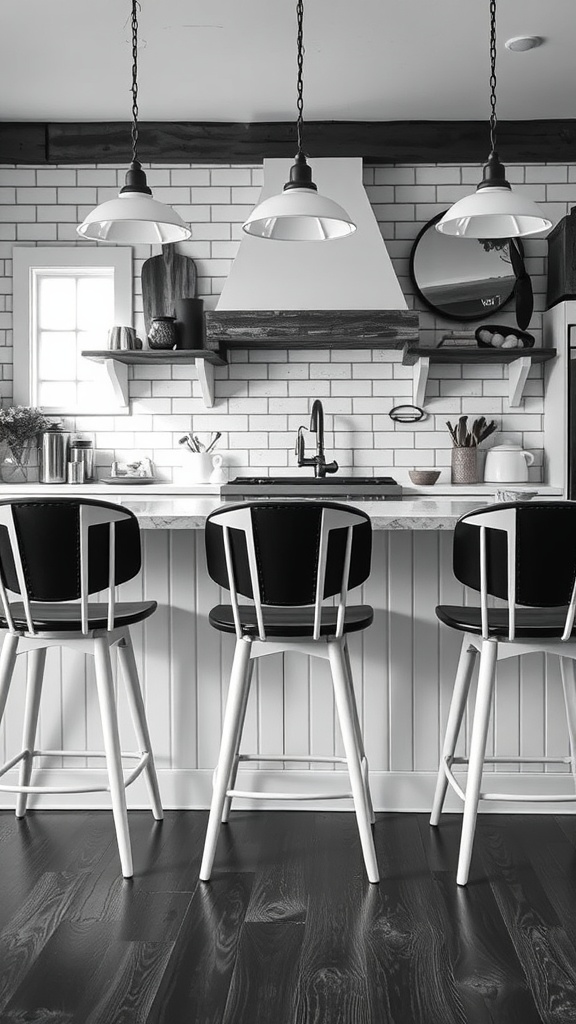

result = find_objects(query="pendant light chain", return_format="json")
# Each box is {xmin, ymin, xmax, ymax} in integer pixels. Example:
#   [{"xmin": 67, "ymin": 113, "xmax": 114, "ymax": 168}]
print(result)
[
  {"xmin": 130, "ymin": 0, "xmax": 140, "ymax": 165},
  {"xmin": 296, "ymin": 0, "xmax": 305, "ymax": 155},
  {"xmin": 488, "ymin": 0, "xmax": 498, "ymax": 152}
]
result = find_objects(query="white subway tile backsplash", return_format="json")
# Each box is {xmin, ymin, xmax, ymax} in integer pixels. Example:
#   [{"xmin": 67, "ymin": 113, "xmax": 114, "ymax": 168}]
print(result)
[
  {"xmin": 332, "ymin": 380, "xmax": 371, "ymax": 396},
  {"xmin": 0, "ymin": 158, "xmax": 559, "ymax": 481}
]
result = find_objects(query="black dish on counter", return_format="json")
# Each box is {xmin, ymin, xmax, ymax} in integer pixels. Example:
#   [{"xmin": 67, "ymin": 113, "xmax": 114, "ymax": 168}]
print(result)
[{"xmin": 475, "ymin": 324, "xmax": 534, "ymax": 349}]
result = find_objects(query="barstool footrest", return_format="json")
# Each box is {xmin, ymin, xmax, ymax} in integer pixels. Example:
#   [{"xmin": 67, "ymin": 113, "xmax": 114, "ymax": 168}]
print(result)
[
  {"xmin": 226, "ymin": 788, "xmax": 353, "ymax": 801},
  {"xmin": 0, "ymin": 748, "xmax": 150, "ymax": 795},
  {"xmin": 442, "ymin": 755, "xmax": 576, "ymax": 805},
  {"xmin": 237, "ymin": 754, "xmax": 348, "ymax": 764}
]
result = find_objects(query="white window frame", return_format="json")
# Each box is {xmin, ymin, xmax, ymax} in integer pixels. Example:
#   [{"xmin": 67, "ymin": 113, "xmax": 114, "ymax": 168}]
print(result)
[{"xmin": 13, "ymin": 246, "xmax": 132, "ymax": 415}]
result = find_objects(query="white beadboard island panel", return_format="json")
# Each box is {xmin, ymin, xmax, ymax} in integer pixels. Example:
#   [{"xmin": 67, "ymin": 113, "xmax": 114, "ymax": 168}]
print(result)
[{"xmin": 0, "ymin": 498, "xmax": 572, "ymax": 811}]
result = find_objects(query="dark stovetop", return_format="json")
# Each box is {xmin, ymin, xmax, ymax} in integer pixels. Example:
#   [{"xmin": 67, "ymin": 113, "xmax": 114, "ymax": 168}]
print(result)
[{"xmin": 221, "ymin": 476, "xmax": 402, "ymax": 500}]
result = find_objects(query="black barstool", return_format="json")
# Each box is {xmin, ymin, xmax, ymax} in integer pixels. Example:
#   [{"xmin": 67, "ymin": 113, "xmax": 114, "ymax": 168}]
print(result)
[
  {"xmin": 431, "ymin": 501, "xmax": 576, "ymax": 885},
  {"xmin": 0, "ymin": 498, "xmax": 162, "ymax": 877},
  {"xmin": 199, "ymin": 501, "xmax": 379, "ymax": 883}
]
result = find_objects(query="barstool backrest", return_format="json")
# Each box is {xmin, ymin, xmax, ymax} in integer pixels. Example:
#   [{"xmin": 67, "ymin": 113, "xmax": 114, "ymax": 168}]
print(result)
[
  {"xmin": 0, "ymin": 498, "xmax": 141, "ymax": 635},
  {"xmin": 205, "ymin": 501, "xmax": 372, "ymax": 640},
  {"xmin": 454, "ymin": 501, "xmax": 576, "ymax": 641}
]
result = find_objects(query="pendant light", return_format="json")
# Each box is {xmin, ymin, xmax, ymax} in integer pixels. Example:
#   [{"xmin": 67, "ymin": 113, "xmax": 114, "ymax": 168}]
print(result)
[
  {"xmin": 436, "ymin": 0, "xmax": 551, "ymax": 239},
  {"xmin": 78, "ymin": 0, "xmax": 191, "ymax": 244},
  {"xmin": 242, "ymin": 0, "xmax": 356, "ymax": 241}
]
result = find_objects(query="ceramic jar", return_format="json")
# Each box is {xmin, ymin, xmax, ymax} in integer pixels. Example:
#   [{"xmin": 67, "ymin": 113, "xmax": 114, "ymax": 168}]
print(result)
[
  {"xmin": 148, "ymin": 316, "xmax": 178, "ymax": 350},
  {"xmin": 484, "ymin": 443, "xmax": 534, "ymax": 483}
]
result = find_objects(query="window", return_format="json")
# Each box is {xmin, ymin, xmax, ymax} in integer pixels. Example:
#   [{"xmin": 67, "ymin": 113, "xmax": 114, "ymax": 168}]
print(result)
[{"xmin": 13, "ymin": 247, "xmax": 132, "ymax": 415}]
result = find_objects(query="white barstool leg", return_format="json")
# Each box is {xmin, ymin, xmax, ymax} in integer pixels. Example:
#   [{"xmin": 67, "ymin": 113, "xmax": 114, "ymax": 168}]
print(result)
[
  {"xmin": 457, "ymin": 639, "xmax": 497, "ymax": 886},
  {"xmin": 200, "ymin": 637, "xmax": 252, "ymax": 881},
  {"xmin": 342, "ymin": 638, "xmax": 375, "ymax": 824},
  {"xmin": 430, "ymin": 639, "xmax": 477, "ymax": 826},
  {"xmin": 117, "ymin": 631, "xmax": 163, "ymax": 821},
  {"xmin": 560, "ymin": 656, "xmax": 576, "ymax": 787},
  {"xmin": 0, "ymin": 633, "xmax": 19, "ymax": 725},
  {"xmin": 329, "ymin": 639, "xmax": 379, "ymax": 884},
  {"xmin": 221, "ymin": 657, "xmax": 254, "ymax": 823},
  {"xmin": 16, "ymin": 646, "xmax": 46, "ymax": 818},
  {"xmin": 93, "ymin": 634, "xmax": 133, "ymax": 879}
]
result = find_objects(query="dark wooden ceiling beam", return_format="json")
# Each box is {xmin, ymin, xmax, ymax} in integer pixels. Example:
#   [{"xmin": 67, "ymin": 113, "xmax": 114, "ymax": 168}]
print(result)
[{"xmin": 1, "ymin": 120, "xmax": 576, "ymax": 165}]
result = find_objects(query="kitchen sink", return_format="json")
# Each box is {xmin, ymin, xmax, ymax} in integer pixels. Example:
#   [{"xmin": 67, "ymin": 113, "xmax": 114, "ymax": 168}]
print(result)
[{"xmin": 221, "ymin": 476, "xmax": 402, "ymax": 500}]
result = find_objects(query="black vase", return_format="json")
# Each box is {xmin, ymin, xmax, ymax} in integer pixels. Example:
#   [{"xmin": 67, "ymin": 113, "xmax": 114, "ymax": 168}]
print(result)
[
  {"xmin": 148, "ymin": 316, "xmax": 178, "ymax": 350},
  {"xmin": 175, "ymin": 298, "xmax": 205, "ymax": 350}
]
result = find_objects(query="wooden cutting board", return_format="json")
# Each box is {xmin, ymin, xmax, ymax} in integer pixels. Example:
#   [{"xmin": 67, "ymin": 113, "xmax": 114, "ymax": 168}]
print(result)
[{"xmin": 141, "ymin": 243, "xmax": 197, "ymax": 336}]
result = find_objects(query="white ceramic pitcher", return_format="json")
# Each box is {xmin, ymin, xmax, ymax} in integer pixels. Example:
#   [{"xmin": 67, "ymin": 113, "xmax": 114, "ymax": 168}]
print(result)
[{"xmin": 484, "ymin": 442, "xmax": 534, "ymax": 483}]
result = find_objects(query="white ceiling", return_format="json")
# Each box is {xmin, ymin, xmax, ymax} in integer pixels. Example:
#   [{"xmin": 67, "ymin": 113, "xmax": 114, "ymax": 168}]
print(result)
[{"xmin": 1, "ymin": 0, "xmax": 573, "ymax": 123}]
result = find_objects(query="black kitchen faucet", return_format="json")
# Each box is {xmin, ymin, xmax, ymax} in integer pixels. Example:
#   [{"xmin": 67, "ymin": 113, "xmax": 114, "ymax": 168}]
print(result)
[{"xmin": 296, "ymin": 399, "xmax": 339, "ymax": 478}]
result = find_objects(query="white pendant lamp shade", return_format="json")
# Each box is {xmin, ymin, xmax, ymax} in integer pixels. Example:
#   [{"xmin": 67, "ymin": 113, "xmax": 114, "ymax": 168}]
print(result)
[
  {"xmin": 77, "ymin": 1, "xmax": 190, "ymax": 246},
  {"xmin": 436, "ymin": 0, "xmax": 551, "ymax": 241},
  {"xmin": 244, "ymin": 0, "xmax": 355, "ymax": 242},
  {"xmin": 243, "ymin": 186, "xmax": 356, "ymax": 241},
  {"xmin": 436, "ymin": 184, "xmax": 552, "ymax": 239},
  {"xmin": 78, "ymin": 189, "xmax": 191, "ymax": 244}
]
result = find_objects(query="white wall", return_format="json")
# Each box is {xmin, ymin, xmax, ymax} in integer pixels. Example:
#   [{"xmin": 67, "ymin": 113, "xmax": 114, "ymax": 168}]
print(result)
[{"xmin": 0, "ymin": 159, "xmax": 569, "ymax": 485}]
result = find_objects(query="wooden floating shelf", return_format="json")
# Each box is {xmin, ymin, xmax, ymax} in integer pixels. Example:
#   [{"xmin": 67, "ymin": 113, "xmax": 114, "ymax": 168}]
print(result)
[
  {"xmin": 401, "ymin": 345, "xmax": 557, "ymax": 409},
  {"xmin": 205, "ymin": 309, "xmax": 419, "ymax": 351},
  {"xmin": 81, "ymin": 349, "xmax": 226, "ymax": 409},
  {"xmin": 81, "ymin": 349, "xmax": 226, "ymax": 366},
  {"xmin": 402, "ymin": 345, "xmax": 556, "ymax": 366}
]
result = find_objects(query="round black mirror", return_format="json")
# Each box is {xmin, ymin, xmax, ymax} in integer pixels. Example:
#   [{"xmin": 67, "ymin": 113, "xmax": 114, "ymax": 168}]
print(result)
[{"xmin": 410, "ymin": 213, "xmax": 519, "ymax": 321}]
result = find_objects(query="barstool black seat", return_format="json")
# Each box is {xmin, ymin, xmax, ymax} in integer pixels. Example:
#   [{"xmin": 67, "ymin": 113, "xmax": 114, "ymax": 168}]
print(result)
[
  {"xmin": 431, "ymin": 500, "xmax": 576, "ymax": 886},
  {"xmin": 208, "ymin": 603, "xmax": 374, "ymax": 636},
  {"xmin": 200, "ymin": 500, "xmax": 380, "ymax": 884},
  {"xmin": 0, "ymin": 599, "xmax": 157, "ymax": 632},
  {"xmin": 436, "ymin": 605, "xmax": 574, "ymax": 639},
  {"xmin": 0, "ymin": 497, "xmax": 163, "ymax": 878}
]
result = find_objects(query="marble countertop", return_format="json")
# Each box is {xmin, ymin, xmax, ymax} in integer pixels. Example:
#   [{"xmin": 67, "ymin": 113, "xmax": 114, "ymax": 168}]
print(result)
[{"xmin": 118, "ymin": 496, "xmax": 491, "ymax": 530}]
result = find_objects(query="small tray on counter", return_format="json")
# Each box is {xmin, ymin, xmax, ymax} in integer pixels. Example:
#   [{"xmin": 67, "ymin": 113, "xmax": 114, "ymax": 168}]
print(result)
[{"xmin": 101, "ymin": 477, "xmax": 157, "ymax": 485}]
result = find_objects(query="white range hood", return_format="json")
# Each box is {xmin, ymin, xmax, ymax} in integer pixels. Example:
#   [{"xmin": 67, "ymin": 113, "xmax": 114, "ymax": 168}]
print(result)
[{"xmin": 217, "ymin": 157, "xmax": 407, "ymax": 311}]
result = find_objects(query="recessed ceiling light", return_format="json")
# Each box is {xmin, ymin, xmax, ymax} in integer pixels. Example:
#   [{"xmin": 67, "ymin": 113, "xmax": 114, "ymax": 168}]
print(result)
[{"xmin": 505, "ymin": 35, "xmax": 543, "ymax": 51}]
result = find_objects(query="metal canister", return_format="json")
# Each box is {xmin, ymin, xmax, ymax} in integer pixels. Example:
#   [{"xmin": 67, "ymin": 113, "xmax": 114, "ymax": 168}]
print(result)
[
  {"xmin": 69, "ymin": 439, "xmax": 94, "ymax": 482},
  {"xmin": 40, "ymin": 431, "xmax": 69, "ymax": 484}
]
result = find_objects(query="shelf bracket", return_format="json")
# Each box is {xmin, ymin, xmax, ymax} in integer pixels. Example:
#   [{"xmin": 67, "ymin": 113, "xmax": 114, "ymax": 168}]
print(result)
[
  {"xmin": 195, "ymin": 357, "xmax": 215, "ymax": 408},
  {"xmin": 413, "ymin": 355, "xmax": 430, "ymax": 407},
  {"xmin": 102, "ymin": 358, "xmax": 128, "ymax": 407},
  {"xmin": 508, "ymin": 356, "xmax": 531, "ymax": 409}
]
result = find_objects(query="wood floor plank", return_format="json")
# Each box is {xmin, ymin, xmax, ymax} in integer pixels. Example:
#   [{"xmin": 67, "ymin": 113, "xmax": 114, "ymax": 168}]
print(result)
[
  {"xmin": 364, "ymin": 815, "xmax": 467, "ymax": 1024},
  {"xmin": 513, "ymin": 815, "xmax": 576, "ymax": 955},
  {"xmin": 475, "ymin": 819, "xmax": 576, "ymax": 1024},
  {"xmin": 145, "ymin": 872, "xmax": 253, "ymax": 1024},
  {"xmin": 4, "ymin": 919, "xmax": 173, "ymax": 1024},
  {"xmin": 293, "ymin": 814, "xmax": 386, "ymax": 1024},
  {"xmin": 244, "ymin": 811, "xmax": 311, "ymax": 923},
  {"xmin": 69, "ymin": 811, "xmax": 192, "ymax": 924},
  {"xmin": 417, "ymin": 815, "xmax": 544, "ymax": 1024},
  {"xmin": 222, "ymin": 922, "xmax": 305, "ymax": 1024},
  {"xmin": 0, "ymin": 870, "xmax": 89, "ymax": 1013}
]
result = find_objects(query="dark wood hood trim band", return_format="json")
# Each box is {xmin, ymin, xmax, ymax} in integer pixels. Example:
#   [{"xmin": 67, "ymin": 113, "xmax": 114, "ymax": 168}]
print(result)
[
  {"xmin": 204, "ymin": 310, "xmax": 419, "ymax": 352},
  {"xmin": 2, "ymin": 120, "xmax": 576, "ymax": 165}
]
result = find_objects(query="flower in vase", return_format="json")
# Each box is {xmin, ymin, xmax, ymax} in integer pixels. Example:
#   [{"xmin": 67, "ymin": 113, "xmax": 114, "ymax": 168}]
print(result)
[{"xmin": 0, "ymin": 406, "xmax": 58, "ymax": 477}]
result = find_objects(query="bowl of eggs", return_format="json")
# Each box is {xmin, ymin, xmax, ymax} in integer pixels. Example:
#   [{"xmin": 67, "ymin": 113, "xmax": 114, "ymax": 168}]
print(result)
[{"xmin": 475, "ymin": 325, "xmax": 535, "ymax": 349}]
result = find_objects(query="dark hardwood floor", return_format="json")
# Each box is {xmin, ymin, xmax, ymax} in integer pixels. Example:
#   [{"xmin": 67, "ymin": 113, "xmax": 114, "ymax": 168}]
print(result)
[{"xmin": 0, "ymin": 809, "xmax": 576, "ymax": 1023}]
